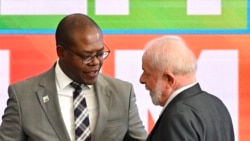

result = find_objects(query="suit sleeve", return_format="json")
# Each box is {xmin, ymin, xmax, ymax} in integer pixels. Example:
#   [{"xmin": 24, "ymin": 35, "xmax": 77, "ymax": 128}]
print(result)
[
  {"xmin": 124, "ymin": 84, "xmax": 148, "ymax": 141},
  {"xmin": 0, "ymin": 85, "xmax": 26, "ymax": 141}
]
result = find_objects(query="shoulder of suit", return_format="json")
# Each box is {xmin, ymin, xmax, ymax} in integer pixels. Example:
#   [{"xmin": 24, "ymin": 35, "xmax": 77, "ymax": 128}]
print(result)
[{"xmin": 11, "ymin": 66, "xmax": 54, "ymax": 87}]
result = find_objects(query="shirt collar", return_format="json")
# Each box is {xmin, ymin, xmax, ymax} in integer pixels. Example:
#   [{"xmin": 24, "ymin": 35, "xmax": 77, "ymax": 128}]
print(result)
[
  {"xmin": 55, "ymin": 61, "xmax": 73, "ymax": 90},
  {"xmin": 160, "ymin": 82, "xmax": 198, "ymax": 115},
  {"xmin": 55, "ymin": 61, "xmax": 93, "ymax": 90}
]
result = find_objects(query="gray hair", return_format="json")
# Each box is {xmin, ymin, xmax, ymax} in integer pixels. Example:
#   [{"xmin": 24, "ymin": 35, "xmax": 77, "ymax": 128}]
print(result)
[{"xmin": 143, "ymin": 35, "xmax": 197, "ymax": 75}]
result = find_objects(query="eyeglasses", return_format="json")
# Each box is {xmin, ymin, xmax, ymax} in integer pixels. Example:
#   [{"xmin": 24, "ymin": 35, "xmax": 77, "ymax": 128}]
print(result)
[{"xmin": 61, "ymin": 44, "xmax": 110, "ymax": 64}]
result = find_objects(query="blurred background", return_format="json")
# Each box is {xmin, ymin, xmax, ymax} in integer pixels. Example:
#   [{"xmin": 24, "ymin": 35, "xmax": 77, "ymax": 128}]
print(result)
[{"xmin": 0, "ymin": 0, "xmax": 249, "ymax": 140}]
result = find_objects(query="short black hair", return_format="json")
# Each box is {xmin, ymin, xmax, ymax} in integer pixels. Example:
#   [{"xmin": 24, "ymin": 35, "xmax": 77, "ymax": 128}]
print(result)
[{"xmin": 55, "ymin": 13, "xmax": 102, "ymax": 47}]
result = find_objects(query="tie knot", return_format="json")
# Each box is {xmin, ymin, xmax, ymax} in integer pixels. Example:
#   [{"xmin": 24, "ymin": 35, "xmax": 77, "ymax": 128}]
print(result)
[
  {"xmin": 70, "ymin": 82, "xmax": 83, "ymax": 91},
  {"xmin": 70, "ymin": 82, "xmax": 84, "ymax": 99}
]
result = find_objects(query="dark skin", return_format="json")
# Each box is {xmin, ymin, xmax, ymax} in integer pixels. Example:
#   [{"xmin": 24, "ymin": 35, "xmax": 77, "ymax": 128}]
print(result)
[{"xmin": 56, "ymin": 24, "xmax": 104, "ymax": 85}]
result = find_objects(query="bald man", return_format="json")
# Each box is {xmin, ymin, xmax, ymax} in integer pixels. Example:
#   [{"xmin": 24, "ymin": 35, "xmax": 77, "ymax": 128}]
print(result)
[
  {"xmin": 0, "ymin": 13, "xmax": 147, "ymax": 141},
  {"xmin": 140, "ymin": 35, "xmax": 234, "ymax": 141}
]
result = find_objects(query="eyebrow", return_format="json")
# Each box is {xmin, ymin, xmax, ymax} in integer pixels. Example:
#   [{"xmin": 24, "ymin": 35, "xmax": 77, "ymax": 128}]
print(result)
[{"xmin": 79, "ymin": 47, "xmax": 104, "ymax": 54}]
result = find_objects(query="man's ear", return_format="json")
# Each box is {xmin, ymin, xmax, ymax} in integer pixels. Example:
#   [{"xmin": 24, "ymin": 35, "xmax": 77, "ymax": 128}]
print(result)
[
  {"xmin": 163, "ymin": 71, "xmax": 175, "ymax": 88},
  {"xmin": 56, "ymin": 45, "xmax": 65, "ymax": 58}
]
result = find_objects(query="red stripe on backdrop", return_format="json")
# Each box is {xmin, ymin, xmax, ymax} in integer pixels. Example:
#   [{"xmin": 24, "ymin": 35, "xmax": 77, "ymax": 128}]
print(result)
[
  {"xmin": 0, "ymin": 35, "xmax": 57, "ymax": 83},
  {"xmin": 0, "ymin": 34, "xmax": 249, "ymax": 140}
]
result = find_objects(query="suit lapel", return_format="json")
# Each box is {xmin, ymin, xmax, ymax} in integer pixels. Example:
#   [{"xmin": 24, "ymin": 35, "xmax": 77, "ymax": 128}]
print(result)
[
  {"xmin": 36, "ymin": 66, "xmax": 71, "ymax": 141},
  {"xmin": 91, "ymin": 74, "xmax": 111, "ymax": 141}
]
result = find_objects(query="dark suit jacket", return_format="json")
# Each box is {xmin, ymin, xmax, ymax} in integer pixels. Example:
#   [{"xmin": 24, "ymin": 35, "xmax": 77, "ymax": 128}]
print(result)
[
  {"xmin": 146, "ymin": 83, "xmax": 234, "ymax": 141},
  {"xmin": 0, "ymin": 65, "xmax": 147, "ymax": 141}
]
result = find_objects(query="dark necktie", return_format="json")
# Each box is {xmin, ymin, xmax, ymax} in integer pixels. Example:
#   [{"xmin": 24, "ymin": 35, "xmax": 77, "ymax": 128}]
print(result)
[{"xmin": 70, "ymin": 82, "xmax": 91, "ymax": 141}]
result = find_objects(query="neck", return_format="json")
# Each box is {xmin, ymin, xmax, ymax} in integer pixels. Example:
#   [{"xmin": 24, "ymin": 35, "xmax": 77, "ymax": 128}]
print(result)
[{"xmin": 174, "ymin": 74, "xmax": 196, "ymax": 89}]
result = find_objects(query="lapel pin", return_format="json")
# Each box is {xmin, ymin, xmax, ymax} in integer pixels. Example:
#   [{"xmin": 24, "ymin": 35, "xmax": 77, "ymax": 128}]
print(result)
[{"xmin": 43, "ymin": 95, "xmax": 49, "ymax": 103}]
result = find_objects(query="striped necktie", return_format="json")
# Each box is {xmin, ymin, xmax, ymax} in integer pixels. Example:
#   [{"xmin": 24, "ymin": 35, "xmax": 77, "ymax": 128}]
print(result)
[{"xmin": 70, "ymin": 82, "xmax": 91, "ymax": 141}]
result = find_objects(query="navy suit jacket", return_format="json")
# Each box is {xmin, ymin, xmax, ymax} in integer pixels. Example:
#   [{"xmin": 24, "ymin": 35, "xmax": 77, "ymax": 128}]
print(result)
[{"xmin": 146, "ymin": 83, "xmax": 234, "ymax": 141}]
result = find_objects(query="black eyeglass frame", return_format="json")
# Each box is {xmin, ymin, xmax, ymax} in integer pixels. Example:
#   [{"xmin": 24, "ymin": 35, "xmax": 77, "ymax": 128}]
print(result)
[{"xmin": 59, "ymin": 44, "xmax": 111, "ymax": 64}]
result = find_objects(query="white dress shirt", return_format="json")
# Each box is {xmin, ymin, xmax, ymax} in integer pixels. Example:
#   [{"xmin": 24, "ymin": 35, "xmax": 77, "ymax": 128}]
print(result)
[{"xmin": 55, "ymin": 62, "xmax": 98, "ymax": 140}]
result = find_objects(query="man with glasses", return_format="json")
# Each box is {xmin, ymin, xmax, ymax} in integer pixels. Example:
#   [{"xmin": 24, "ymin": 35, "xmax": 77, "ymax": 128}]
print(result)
[{"xmin": 0, "ymin": 13, "xmax": 147, "ymax": 141}]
